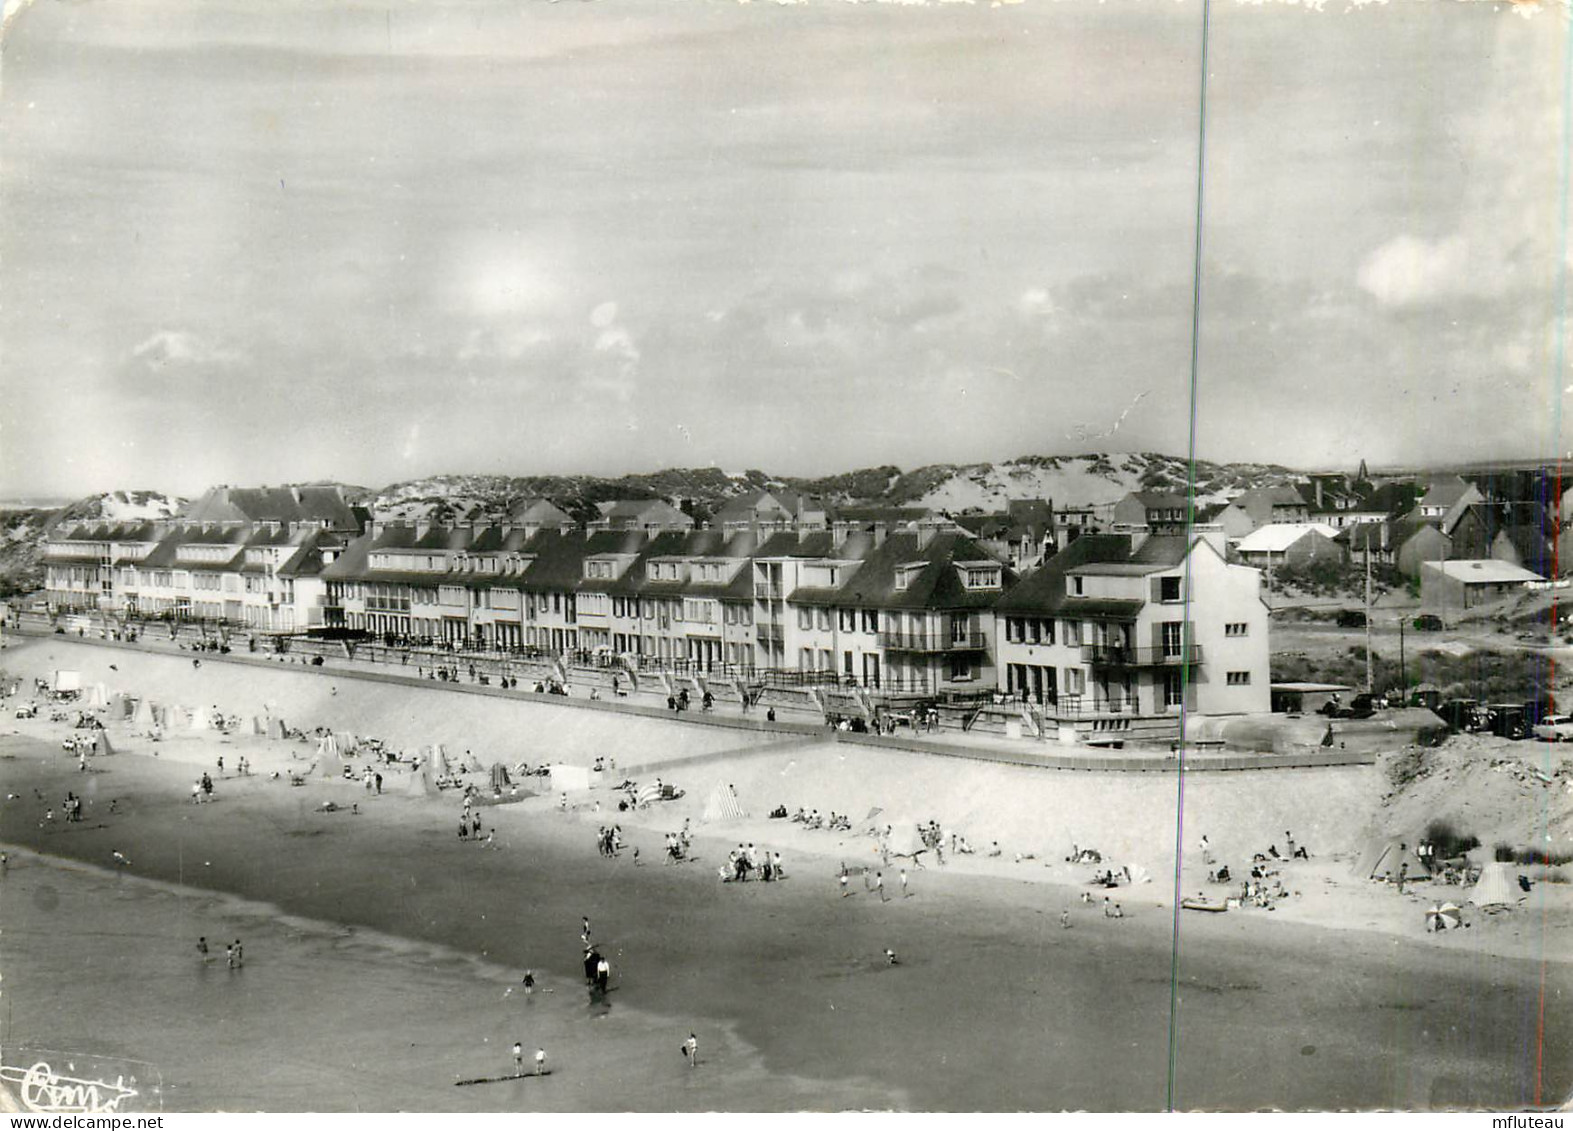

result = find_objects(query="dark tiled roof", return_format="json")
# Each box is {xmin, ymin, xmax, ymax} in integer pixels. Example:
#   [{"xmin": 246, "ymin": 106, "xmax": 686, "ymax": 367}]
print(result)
[{"xmin": 994, "ymin": 534, "xmax": 1143, "ymax": 614}]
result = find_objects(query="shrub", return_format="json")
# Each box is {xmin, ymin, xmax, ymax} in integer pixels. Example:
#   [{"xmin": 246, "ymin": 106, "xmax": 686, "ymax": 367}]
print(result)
[
  {"xmin": 1512, "ymin": 847, "xmax": 1573, "ymax": 867},
  {"xmin": 1423, "ymin": 818, "xmax": 1479, "ymax": 859},
  {"xmin": 1494, "ymin": 843, "xmax": 1516, "ymax": 862}
]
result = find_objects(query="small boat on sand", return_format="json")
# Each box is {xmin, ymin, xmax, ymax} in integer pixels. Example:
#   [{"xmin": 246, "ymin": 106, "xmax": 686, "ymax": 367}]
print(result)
[{"xmin": 1181, "ymin": 897, "xmax": 1228, "ymax": 913}]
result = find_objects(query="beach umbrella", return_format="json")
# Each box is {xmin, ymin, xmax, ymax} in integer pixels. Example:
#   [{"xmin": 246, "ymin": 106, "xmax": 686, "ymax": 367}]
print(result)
[
  {"xmin": 1426, "ymin": 903, "xmax": 1462, "ymax": 930},
  {"xmin": 864, "ymin": 806, "xmax": 884, "ymax": 822}
]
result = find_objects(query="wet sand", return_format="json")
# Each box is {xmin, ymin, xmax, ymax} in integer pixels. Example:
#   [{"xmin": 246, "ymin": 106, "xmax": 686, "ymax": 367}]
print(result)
[{"xmin": 2, "ymin": 735, "xmax": 1569, "ymax": 1111}]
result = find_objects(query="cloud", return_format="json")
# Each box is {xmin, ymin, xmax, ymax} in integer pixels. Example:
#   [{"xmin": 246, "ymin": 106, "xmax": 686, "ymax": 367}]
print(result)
[
  {"xmin": 590, "ymin": 301, "xmax": 619, "ymax": 329},
  {"xmin": 457, "ymin": 325, "xmax": 552, "ymax": 362},
  {"xmin": 1356, "ymin": 234, "xmax": 1471, "ymax": 307},
  {"xmin": 129, "ymin": 330, "xmax": 241, "ymax": 366}
]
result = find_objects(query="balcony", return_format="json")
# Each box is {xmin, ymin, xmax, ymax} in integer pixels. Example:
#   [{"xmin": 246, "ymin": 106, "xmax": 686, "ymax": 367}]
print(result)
[
  {"xmin": 757, "ymin": 623, "xmax": 785, "ymax": 644},
  {"xmin": 877, "ymin": 631, "xmax": 988, "ymax": 653},
  {"xmin": 1081, "ymin": 643, "xmax": 1203, "ymax": 666},
  {"xmin": 753, "ymin": 581, "xmax": 786, "ymax": 600}
]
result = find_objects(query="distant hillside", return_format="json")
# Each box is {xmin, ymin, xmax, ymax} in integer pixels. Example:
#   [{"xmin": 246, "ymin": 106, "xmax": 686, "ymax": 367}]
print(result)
[
  {"xmin": 371, "ymin": 452, "xmax": 1305, "ymax": 526},
  {"xmin": 0, "ymin": 491, "xmax": 181, "ymax": 599}
]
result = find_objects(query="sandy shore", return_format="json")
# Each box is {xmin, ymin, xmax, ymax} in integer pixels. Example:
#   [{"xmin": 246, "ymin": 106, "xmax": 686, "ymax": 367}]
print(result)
[{"xmin": 2, "ymin": 636, "xmax": 1570, "ymax": 1111}]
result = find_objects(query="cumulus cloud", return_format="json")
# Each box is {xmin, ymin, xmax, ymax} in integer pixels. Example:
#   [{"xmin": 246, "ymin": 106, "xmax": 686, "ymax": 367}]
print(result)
[
  {"xmin": 457, "ymin": 325, "xmax": 552, "ymax": 362},
  {"xmin": 1356, "ymin": 234, "xmax": 1471, "ymax": 307},
  {"xmin": 129, "ymin": 330, "xmax": 241, "ymax": 366}
]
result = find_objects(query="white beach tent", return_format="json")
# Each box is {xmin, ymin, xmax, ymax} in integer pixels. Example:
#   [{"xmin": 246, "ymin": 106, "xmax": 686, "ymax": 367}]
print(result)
[
  {"xmin": 132, "ymin": 699, "xmax": 157, "ymax": 728},
  {"xmin": 267, "ymin": 717, "xmax": 287, "ymax": 740},
  {"xmin": 406, "ymin": 755, "xmax": 437, "ymax": 796},
  {"xmin": 87, "ymin": 683, "xmax": 109, "ymax": 708},
  {"xmin": 883, "ymin": 821, "xmax": 925, "ymax": 858},
  {"xmin": 549, "ymin": 764, "xmax": 592, "ymax": 794},
  {"xmin": 95, "ymin": 731, "xmax": 116, "ymax": 756},
  {"xmin": 1468, "ymin": 862, "xmax": 1519, "ymax": 910},
  {"xmin": 1125, "ymin": 864, "xmax": 1152, "ymax": 886},
  {"xmin": 110, "ymin": 693, "xmax": 131, "ymax": 719},
  {"xmin": 252, "ymin": 716, "xmax": 267, "ymax": 736},
  {"xmin": 702, "ymin": 782, "xmax": 747, "ymax": 822},
  {"xmin": 52, "ymin": 670, "xmax": 82, "ymax": 693},
  {"xmin": 190, "ymin": 708, "xmax": 211, "ymax": 732},
  {"xmin": 1352, "ymin": 838, "xmax": 1431, "ymax": 881}
]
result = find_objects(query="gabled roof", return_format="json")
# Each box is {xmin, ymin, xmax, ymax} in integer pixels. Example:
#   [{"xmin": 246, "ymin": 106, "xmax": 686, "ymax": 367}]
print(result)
[
  {"xmin": 1236, "ymin": 523, "xmax": 1340, "ymax": 553},
  {"xmin": 1236, "ymin": 485, "xmax": 1309, "ymax": 509},
  {"xmin": 510, "ymin": 497, "xmax": 573, "ymax": 526},
  {"xmin": 1419, "ymin": 475, "xmax": 1476, "ymax": 509},
  {"xmin": 787, "ymin": 531, "xmax": 1013, "ymax": 611},
  {"xmin": 993, "ymin": 534, "xmax": 1135, "ymax": 614},
  {"xmin": 712, "ymin": 488, "xmax": 817, "ymax": 524},
  {"xmin": 180, "ymin": 485, "xmax": 359, "ymax": 529}
]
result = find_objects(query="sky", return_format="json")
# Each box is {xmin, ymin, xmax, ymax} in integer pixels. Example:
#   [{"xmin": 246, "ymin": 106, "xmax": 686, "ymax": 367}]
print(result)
[{"xmin": 0, "ymin": 0, "xmax": 1568, "ymax": 498}]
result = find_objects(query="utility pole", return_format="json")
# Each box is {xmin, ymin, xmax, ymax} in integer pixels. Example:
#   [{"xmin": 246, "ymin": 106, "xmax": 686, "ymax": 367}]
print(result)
[
  {"xmin": 1364, "ymin": 549, "xmax": 1374, "ymax": 694},
  {"xmin": 1398, "ymin": 614, "xmax": 1406, "ymax": 701}
]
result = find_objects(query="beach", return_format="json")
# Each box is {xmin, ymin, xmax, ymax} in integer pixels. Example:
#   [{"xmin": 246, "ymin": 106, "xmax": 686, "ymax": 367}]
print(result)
[{"xmin": 2, "ymin": 635, "xmax": 1570, "ymax": 1111}]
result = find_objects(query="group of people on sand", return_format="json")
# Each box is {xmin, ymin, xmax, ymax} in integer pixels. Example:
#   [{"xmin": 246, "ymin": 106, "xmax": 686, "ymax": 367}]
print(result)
[
  {"xmin": 787, "ymin": 808, "xmax": 851, "ymax": 832},
  {"xmin": 721, "ymin": 843, "xmax": 784, "ymax": 882},
  {"xmin": 1199, "ymin": 830, "xmax": 1308, "ymax": 910},
  {"xmin": 663, "ymin": 825, "xmax": 692, "ymax": 863},
  {"xmin": 189, "ymin": 773, "xmax": 216, "ymax": 803},
  {"xmin": 196, "ymin": 936, "xmax": 245, "ymax": 969},
  {"xmin": 596, "ymin": 825, "xmax": 625, "ymax": 857}
]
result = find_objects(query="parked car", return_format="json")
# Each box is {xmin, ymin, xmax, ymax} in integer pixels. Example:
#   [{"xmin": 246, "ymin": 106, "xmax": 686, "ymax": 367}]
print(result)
[
  {"xmin": 1336, "ymin": 610, "xmax": 1367, "ymax": 628},
  {"xmin": 1413, "ymin": 614, "xmax": 1444, "ymax": 632},
  {"xmin": 1434, "ymin": 698, "xmax": 1483, "ymax": 731},
  {"xmin": 1533, "ymin": 714, "xmax": 1573, "ymax": 742},
  {"xmin": 1484, "ymin": 703, "xmax": 1529, "ymax": 740}
]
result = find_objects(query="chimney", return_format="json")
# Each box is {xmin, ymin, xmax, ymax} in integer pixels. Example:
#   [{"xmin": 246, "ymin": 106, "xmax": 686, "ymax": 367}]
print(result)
[
  {"xmin": 872, "ymin": 524, "xmax": 887, "ymax": 548},
  {"xmin": 415, "ymin": 520, "xmax": 431, "ymax": 540},
  {"xmin": 500, "ymin": 523, "xmax": 513, "ymax": 539},
  {"xmin": 1314, "ymin": 479, "xmax": 1324, "ymax": 509}
]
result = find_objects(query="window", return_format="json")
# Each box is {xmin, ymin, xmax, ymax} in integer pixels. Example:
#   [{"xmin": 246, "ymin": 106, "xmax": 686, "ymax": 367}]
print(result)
[
  {"xmin": 1227, "ymin": 671, "xmax": 1252, "ymax": 686},
  {"xmin": 1225, "ymin": 622, "xmax": 1248, "ymax": 637},
  {"xmin": 1161, "ymin": 622, "xmax": 1184, "ymax": 658},
  {"xmin": 817, "ymin": 609, "xmax": 831, "ymax": 631},
  {"xmin": 1159, "ymin": 576, "xmax": 1182, "ymax": 602},
  {"xmin": 948, "ymin": 657, "xmax": 972, "ymax": 681},
  {"xmin": 1005, "ymin": 617, "xmax": 1022, "ymax": 643},
  {"xmin": 1070, "ymin": 576, "xmax": 1084, "ymax": 596},
  {"xmin": 1163, "ymin": 671, "xmax": 1185, "ymax": 708},
  {"xmin": 798, "ymin": 608, "xmax": 813, "ymax": 630},
  {"xmin": 1064, "ymin": 667, "xmax": 1086, "ymax": 695},
  {"xmin": 863, "ymin": 611, "xmax": 878, "ymax": 633}
]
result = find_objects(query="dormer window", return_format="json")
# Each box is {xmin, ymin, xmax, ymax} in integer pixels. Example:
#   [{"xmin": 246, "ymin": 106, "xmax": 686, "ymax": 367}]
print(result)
[
  {"xmin": 1069, "ymin": 575, "xmax": 1084, "ymax": 596},
  {"xmin": 963, "ymin": 567, "xmax": 1001, "ymax": 591}
]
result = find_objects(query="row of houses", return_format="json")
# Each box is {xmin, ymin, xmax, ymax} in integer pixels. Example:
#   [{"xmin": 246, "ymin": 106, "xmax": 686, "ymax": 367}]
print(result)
[{"xmin": 42, "ymin": 486, "xmax": 1272, "ymax": 737}]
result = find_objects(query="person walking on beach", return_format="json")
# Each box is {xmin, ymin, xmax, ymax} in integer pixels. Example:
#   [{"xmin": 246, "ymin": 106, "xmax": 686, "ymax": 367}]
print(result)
[
  {"xmin": 1060, "ymin": 908, "xmax": 1071, "ymax": 929},
  {"xmin": 581, "ymin": 916, "xmax": 592, "ymax": 944},
  {"xmin": 900, "ymin": 868, "xmax": 910, "ymax": 899},
  {"xmin": 839, "ymin": 865, "xmax": 850, "ymax": 898},
  {"xmin": 534, "ymin": 1048, "xmax": 546, "ymax": 1076},
  {"xmin": 225, "ymin": 942, "xmax": 235, "ymax": 969},
  {"xmin": 522, "ymin": 970, "xmax": 535, "ymax": 995},
  {"xmin": 197, "ymin": 937, "xmax": 209, "ymax": 960},
  {"xmin": 684, "ymin": 1033, "xmax": 699, "ymax": 1067},
  {"xmin": 233, "ymin": 940, "xmax": 244, "ymax": 967},
  {"xmin": 596, "ymin": 955, "xmax": 610, "ymax": 992},
  {"xmin": 513, "ymin": 1042, "xmax": 524, "ymax": 1077},
  {"xmin": 375, "ymin": 772, "xmax": 382, "ymax": 794},
  {"xmin": 875, "ymin": 872, "xmax": 886, "ymax": 903}
]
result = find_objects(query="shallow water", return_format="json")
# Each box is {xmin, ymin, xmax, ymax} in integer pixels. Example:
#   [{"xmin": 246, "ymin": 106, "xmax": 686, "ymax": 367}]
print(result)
[{"xmin": 0, "ymin": 851, "xmax": 902, "ymax": 1112}]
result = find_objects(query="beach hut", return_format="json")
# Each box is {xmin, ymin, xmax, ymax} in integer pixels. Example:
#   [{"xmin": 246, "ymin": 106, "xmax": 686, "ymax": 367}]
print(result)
[
  {"xmin": 701, "ymin": 782, "xmax": 747, "ymax": 823},
  {"xmin": 87, "ymin": 683, "xmax": 108, "ymax": 708},
  {"xmin": 251, "ymin": 716, "xmax": 266, "ymax": 736},
  {"xmin": 52, "ymin": 670, "xmax": 81, "ymax": 693},
  {"xmin": 318, "ymin": 733, "xmax": 341, "ymax": 759},
  {"xmin": 549, "ymin": 764, "xmax": 592, "ymax": 795},
  {"xmin": 1352, "ymin": 838, "xmax": 1431, "ymax": 881},
  {"xmin": 95, "ymin": 731, "xmax": 116, "ymax": 756},
  {"xmin": 109, "ymin": 693, "xmax": 130, "ymax": 719},
  {"xmin": 267, "ymin": 717, "xmax": 287, "ymax": 740},
  {"xmin": 132, "ymin": 699, "xmax": 157, "ymax": 728},
  {"xmin": 490, "ymin": 763, "xmax": 511, "ymax": 791},
  {"xmin": 190, "ymin": 708, "xmax": 211, "ymax": 732},
  {"xmin": 1468, "ymin": 863, "xmax": 1519, "ymax": 910}
]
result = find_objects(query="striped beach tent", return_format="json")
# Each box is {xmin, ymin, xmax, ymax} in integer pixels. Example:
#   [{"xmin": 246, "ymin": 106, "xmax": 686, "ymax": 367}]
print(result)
[
  {"xmin": 702, "ymin": 783, "xmax": 747, "ymax": 822},
  {"xmin": 251, "ymin": 716, "xmax": 267, "ymax": 736},
  {"xmin": 635, "ymin": 783, "xmax": 663, "ymax": 807},
  {"xmin": 190, "ymin": 708, "xmax": 211, "ymax": 731},
  {"xmin": 267, "ymin": 717, "xmax": 287, "ymax": 740},
  {"xmin": 132, "ymin": 698, "xmax": 157, "ymax": 728},
  {"xmin": 95, "ymin": 731, "xmax": 116, "ymax": 756}
]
